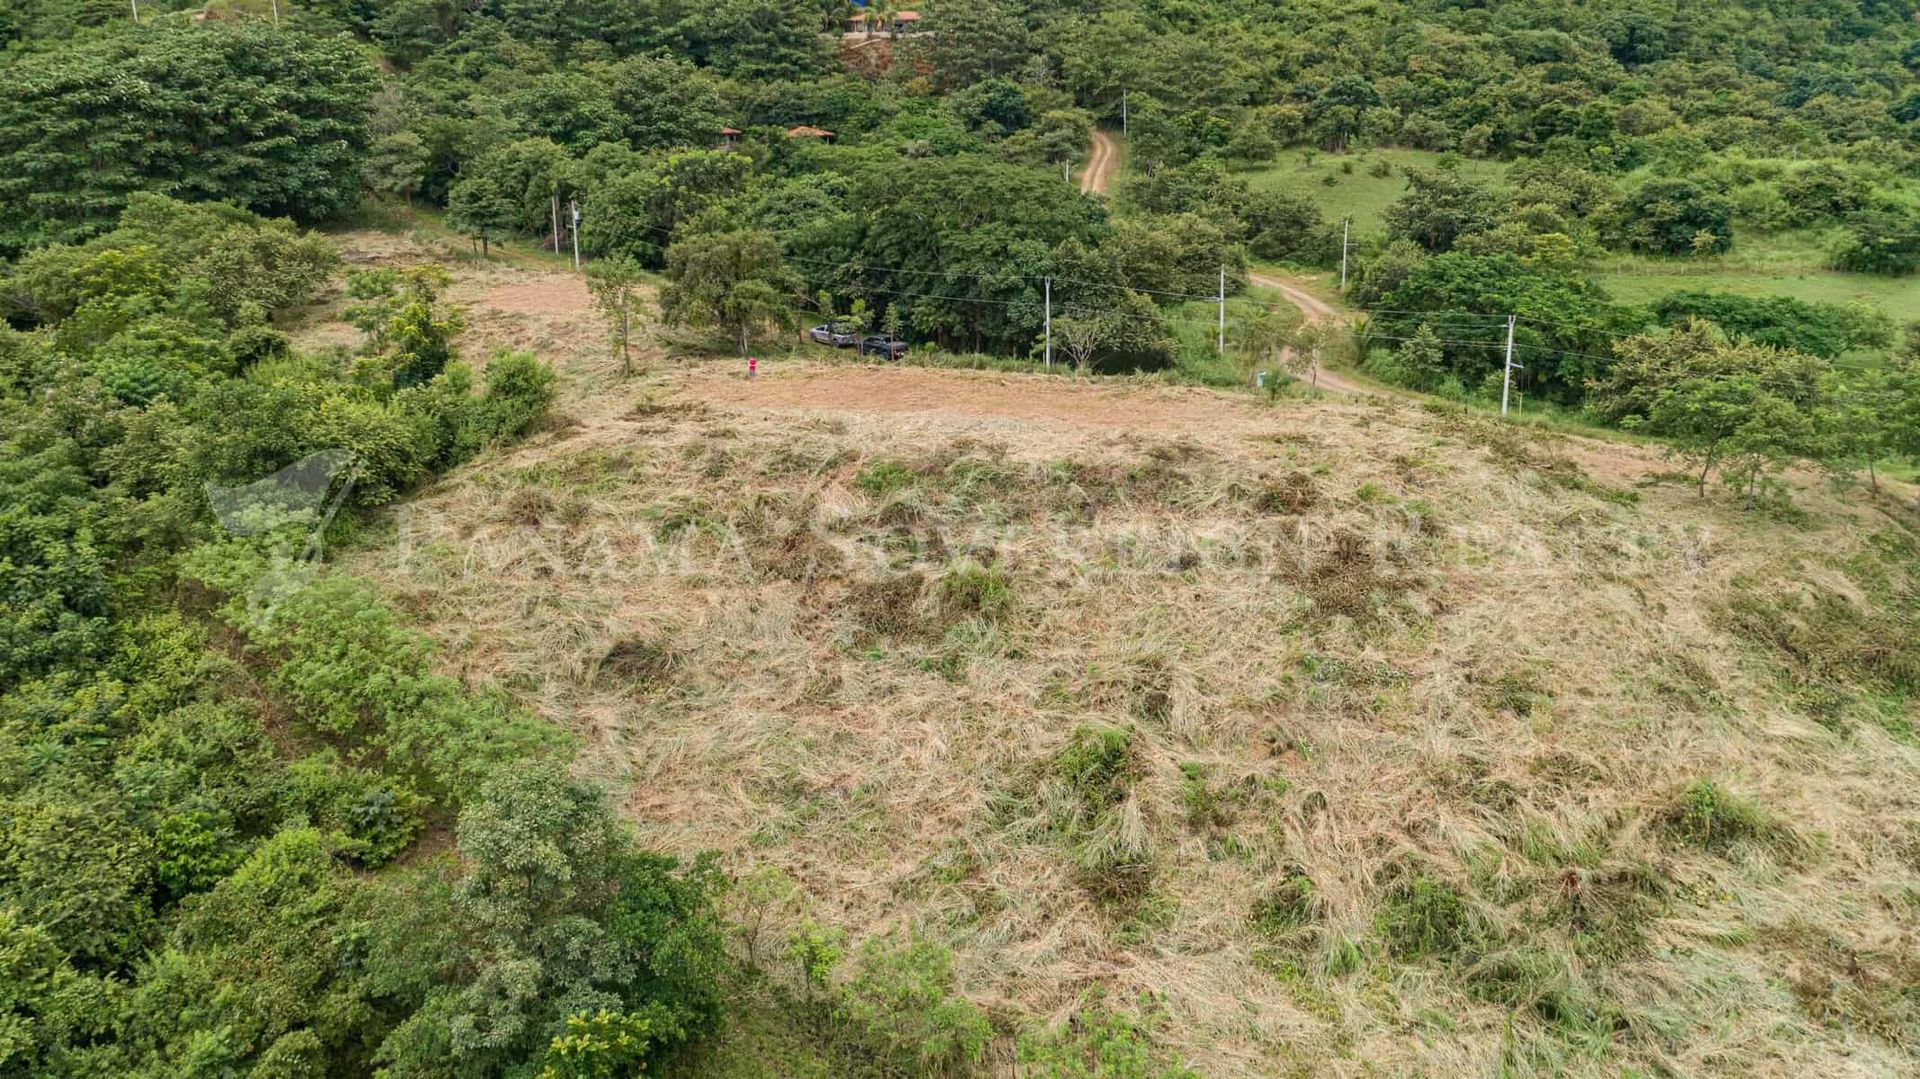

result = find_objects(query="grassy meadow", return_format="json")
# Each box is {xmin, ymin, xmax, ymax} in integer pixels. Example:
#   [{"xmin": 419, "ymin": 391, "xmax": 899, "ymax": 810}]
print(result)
[
  {"xmin": 1232, "ymin": 150, "xmax": 1920, "ymax": 327},
  {"xmin": 1239, "ymin": 148, "xmax": 1509, "ymax": 234}
]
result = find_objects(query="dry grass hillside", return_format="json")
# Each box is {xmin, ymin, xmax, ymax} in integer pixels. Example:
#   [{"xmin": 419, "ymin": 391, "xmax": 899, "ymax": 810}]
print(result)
[{"xmin": 311, "ymin": 234, "xmax": 1920, "ymax": 1076}]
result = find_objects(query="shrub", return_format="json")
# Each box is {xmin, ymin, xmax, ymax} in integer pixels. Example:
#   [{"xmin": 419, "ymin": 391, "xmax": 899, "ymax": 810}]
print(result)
[
  {"xmin": 538, "ymin": 1008, "xmax": 682, "ymax": 1079},
  {"xmin": 856, "ymin": 458, "xmax": 918, "ymax": 495},
  {"xmin": 1049, "ymin": 726, "xmax": 1154, "ymax": 903},
  {"xmin": 1834, "ymin": 207, "xmax": 1920, "ymax": 275},
  {"xmin": 187, "ymin": 554, "xmax": 566, "ymax": 799},
  {"xmin": 1609, "ymin": 179, "xmax": 1733, "ymax": 255},
  {"xmin": 1178, "ymin": 762, "xmax": 1238, "ymax": 831},
  {"xmin": 1018, "ymin": 1002, "xmax": 1198, "ymax": 1078},
  {"xmin": 283, "ymin": 753, "xmax": 427, "ymax": 867},
  {"xmin": 1465, "ymin": 946, "xmax": 1615, "ymax": 1036},
  {"xmin": 151, "ymin": 810, "xmax": 247, "ymax": 901},
  {"xmin": 1650, "ymin": 291, "xmax": 1892, "ymax": 358},
  {"xmin": 475, "ymin": 351, "xmax": 558, "ymax": 441},
  {"xmin": 836, "ymin": 936, "xmax": 992, "ymax": 1074},
  {"xmin": 935, "ymin": 559, "xmax": 1016, "ymax": 623},
  {"xmin": 1778, "ymin": 163, "xmax": 1871, "ymax": 226}
]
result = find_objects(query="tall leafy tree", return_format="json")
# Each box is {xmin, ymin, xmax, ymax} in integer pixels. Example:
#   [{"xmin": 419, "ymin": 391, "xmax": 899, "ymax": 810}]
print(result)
[
  {"xmin": 447, "ymin": 171, "xmax": 519, "ymax": 258},
  {"xmin": 660, "ymin": 231, "xmax": 804, "ymax": 355},
  {"xmin": 1591, "ymin": 321, "xmax": 1829, "ymax": 498},
  {"xmin": 1607, "ymin": 179, "xmax": 1734, "ymax": 256},
  {"xmin": 0, "ymin": 23, "xmax": 375, "ymax": 255}
]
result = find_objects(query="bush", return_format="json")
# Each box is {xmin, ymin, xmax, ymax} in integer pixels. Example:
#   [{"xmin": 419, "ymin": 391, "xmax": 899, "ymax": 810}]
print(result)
[
  {"xmin": 283, "ymin": 753, "xmax": 427, "ymax": 867},
  {"xmin": 475, "ymin": 350, "xmax": 558, "ymax": 441},
  {"xmin": 935, "ymin": 559, "xmax": 1017, "ymax": 623},
  {"xmin": 1055, "ymin": 725, "xmax": 1138, "ymax": 814},
  {"xmin": 1048, "ymin": 726, "xmax": 1154, "ymax": 903},
  {"xmin": 1019, "ymin": 1002, "xmax": 1198, "ymax": 1078},
  {"xmin": 1650, "ymin": 291, "xmax": 1891, "ymax": 357},
  {"xmin": 1778, "ymin": 163, "xmax": 1871, "ymax": 226},
  {"xmin": 1834, "ymin": 208, "xmax": 1920, "ymax": 276},
  {"xmin": 836, "ymin": 936, "xmax": 992, "ymax": 1074},
  {"xmin": 1609, "ymin": 179, "xmax": 1733, "ymax": 255},
  {"xmin": 1244, "ymin": 189, "xmax": 1333, "ymax": 263},
  {"xmin": 1251, "ymin": 867, "xmax": 1318, "ymax": 937},
  {"xmin": 856, "ymin": 458, "xmax": 918, "ymax": 495},
  {"xmin": 193, "ymin": 564, "xmax": 566, "ymax": 800}
]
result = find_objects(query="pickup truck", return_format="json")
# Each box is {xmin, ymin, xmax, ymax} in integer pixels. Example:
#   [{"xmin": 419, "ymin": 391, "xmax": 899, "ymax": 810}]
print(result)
[
  {"xmin": 808, "ymin": 323, "xmax": 859, "ymax": 347},
  {"xmin": 858, "ymin": 335, "xmax": 908, "ymax": 359}
]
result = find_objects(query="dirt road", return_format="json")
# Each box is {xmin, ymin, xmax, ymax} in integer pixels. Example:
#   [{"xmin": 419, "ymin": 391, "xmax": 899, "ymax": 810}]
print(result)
[
  {"xmin": 1079, "ymin": 130, "xmax": 1119, "ymax": 196},
  {"xmin": 1248, "ymin": 270, "xmax": 1370, "ymax": 395}
]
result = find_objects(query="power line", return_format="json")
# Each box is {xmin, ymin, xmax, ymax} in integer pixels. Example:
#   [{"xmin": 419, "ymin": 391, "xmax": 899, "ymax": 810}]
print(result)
[{"xmin": 563, "ymin": 209, "xmax": 1898, "ymax": 392}]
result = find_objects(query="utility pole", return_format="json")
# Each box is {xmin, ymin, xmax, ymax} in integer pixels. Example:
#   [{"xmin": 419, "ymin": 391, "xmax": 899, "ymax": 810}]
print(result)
[
  {"xmin": 551, "ymin": 193, "xmax": 560, "ymax": 255},
  {"xmin": 1500, "ymin": 314, "xmax": 1519, "ymax": 416},
  {"xmin": 1339, "ymin": 218, "xmax": 1350, "ymax": 291},
  {"xmin": 270, "ymin": 0, "xmax": 280, "ymax": 25},
  {"xmin": 568, "ymin": 199, "xmax": 581, "ymax": 270},
  {"xmin": 1217, "ymin": 266, "xmax": 1226, "ymax": 356},
  {"xmin": 1122, "ymin": 90, "xmax": 1128, "ymax": 138},
  {"xmin": 130, "ymin": 0, "xmax": 139, "ymax": 21},
  {"xmin": 1043, "ymin": 277, "xmax": 1052, "ymax": 369}
]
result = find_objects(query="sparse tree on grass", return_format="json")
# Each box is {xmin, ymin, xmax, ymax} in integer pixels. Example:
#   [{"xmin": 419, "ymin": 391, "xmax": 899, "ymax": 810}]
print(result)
[
  {"xmin": 1054, "ymin": 313, "xmax": 1107, "ymax": 373},
  {"xmin": 1238, "ymin": 307, "xmax": 1290, "ymax": 387},
  {"xmin": 1822, "ymin": 356, "xmax": 1920, "ymax": 491},
  {"xmin": 882, "ymin": 304, "xmax": 904, "ymax": 352},
  {"xmin": 585, "ymin": 255, "xmax": 649, "ymax": 376},
  {"xmin": 1594, "ymin": 321, "xmax": 1828, "ymax": 501},
  {"xmin": 1288, "ymin": 321, "xmax": 1329, "ymax": 390}
]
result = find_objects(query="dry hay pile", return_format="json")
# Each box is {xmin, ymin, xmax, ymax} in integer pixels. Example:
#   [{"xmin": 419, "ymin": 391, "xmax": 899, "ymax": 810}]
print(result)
[{"xmin": 348, "ymin": 360, "xmax": 1920, "ymax": 1077}]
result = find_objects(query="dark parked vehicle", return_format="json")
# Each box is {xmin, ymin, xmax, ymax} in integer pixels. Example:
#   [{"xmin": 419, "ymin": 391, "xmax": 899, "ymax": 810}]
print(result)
[
  {"xmin": 859, "ymin": 335, "xmax": 908, "ymax": 359},
  {"xmin": 809, "ymin": 322, "xmax": 858, "ymax": 347}
]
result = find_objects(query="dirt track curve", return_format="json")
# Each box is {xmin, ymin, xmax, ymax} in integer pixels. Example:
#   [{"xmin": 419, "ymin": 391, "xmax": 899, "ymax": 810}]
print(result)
[
  {"xmin": 1079, "ymin": 130, "xmax": 1119, "ymax": 195},
  {"xmin": 1248, "ymin": 270, "xmax": 1369, "ymax": 395}
]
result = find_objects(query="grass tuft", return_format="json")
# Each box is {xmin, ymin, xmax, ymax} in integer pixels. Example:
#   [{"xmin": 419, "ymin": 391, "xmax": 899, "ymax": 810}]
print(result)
[{"xmin": 1377, "ymin": 874, "xmax": 1484, "ymax": 961}]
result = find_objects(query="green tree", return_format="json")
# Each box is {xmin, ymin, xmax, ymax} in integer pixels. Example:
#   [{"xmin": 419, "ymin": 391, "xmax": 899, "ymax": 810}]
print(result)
[
  {"xmin": 1608, "ymin": 179, "xmax": 1734, "ymax": 256},
  {"xmin": 504, "ymin": 72, "xmax": 626, "ymax": 152},
  {"xmin": 660, "ymin": 231, "xmax": 803, "ymax": 355},
  {"xmin": 1245, "ymin": 189, "xmax": 1332, "ymax": 263},
  {"xmin": 1591, "ymin": 321, "xmax": 1828, "ymax": 499},
  {"xmin": 366, "ymin": 132, "xmax": 431, "ymax": 205},
  {"xmin": 1237, "ymin": 307, "xmax": 1291, "ymax": 386},
  {"xmin": 447, "ymin": 171, "xmax": 518, "ymax": 258},
  {"xmin": 1388, "ymin": 322, "xmax": 1447, "ymax": 392},
  {"xmin": 1383, "ymin": 168, "xmax": 1505, "ymax": 254},
  {"xmin": 915, "ymin": 0, "xmax": 1028, "ymax": 89},
  {"xmin": 539, "ymin": 1009, "xmax": 679, "ymax": 1079},
  {"xmin": 1650, "ymin": 291, "xmax": 1892, "ymax": 358},
  {"xmin": 676, "ymin": 0, "xmax": 830, "ymax": 80},
  {"xmin": 1054, "ymin": 313, "xmax": 1108, "ymax": 374},
  {"xmin": 1834, "ymin": 207, "xmax": 1920, "ymax": 276},
  {"xmin": 1373, "ymin": 252, "xmax": 1631, "ymax": 400},
  {"xmin": 0, "ymin": 22, "xmax": 376, "ymax": 255},
  {"xmin": 610, "ymin": 56, "xmax": 728, "ymax": 151},
  {"xmin": 585, "ymin": 255, "xmax": 650, "ymax": 376}
]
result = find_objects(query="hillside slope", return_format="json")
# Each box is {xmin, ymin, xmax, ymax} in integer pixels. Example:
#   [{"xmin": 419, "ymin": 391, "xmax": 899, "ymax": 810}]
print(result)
[{"xmin": 319, "ymin": 240, "xmax": 1920, "ymax": 1076}]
